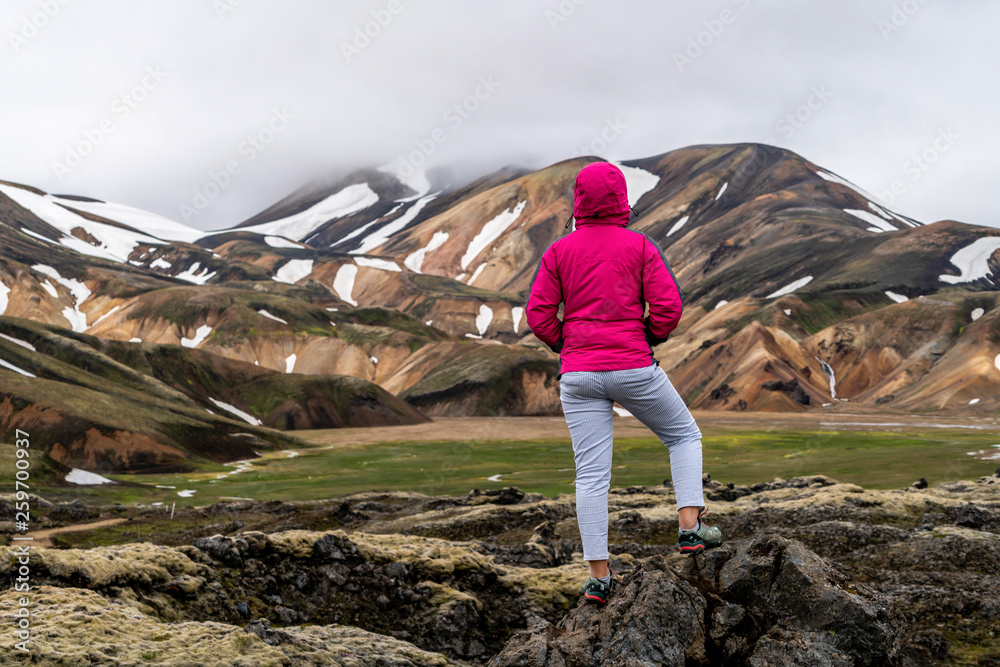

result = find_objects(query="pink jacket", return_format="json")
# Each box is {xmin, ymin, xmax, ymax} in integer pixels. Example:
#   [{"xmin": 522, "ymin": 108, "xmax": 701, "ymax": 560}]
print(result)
[{"xmin": 526, "ymin": 161, "xmax": 684, "ymax": 374}]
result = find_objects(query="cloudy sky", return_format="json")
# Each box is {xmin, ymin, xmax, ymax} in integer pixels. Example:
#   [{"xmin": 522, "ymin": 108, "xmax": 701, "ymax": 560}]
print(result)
[{"xmin": 1, "ymin": 0, "xmax": 996, "ymax": 231}]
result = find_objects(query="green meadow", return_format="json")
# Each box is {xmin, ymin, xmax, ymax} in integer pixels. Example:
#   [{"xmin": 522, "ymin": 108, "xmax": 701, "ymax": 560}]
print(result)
[{"xmin": 22, "ymin": 423, "xmax": 1000, "ymax": 506}]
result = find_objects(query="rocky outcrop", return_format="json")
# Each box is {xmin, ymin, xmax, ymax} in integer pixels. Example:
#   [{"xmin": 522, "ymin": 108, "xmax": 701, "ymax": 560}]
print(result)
[
  {"xmin": 3, "ymin": 474, "xmax": 1000, "ymax": 664},
  {"xmin": 490, "ymin": 535, "xmax": 904, "ymax": 666}
]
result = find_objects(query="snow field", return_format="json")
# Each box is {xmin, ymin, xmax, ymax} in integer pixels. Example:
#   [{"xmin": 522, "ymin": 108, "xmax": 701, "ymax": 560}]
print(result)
[
  {"xmin": 333, "ymin": 264, "xmax": 359, "ymax": 306},
  {"xmin": 32, "ymin": 264, "xmax": 91, "ymax": 332},
  {"xmin": 461, "ymin": 201, "xmax": 526, "ymax": 270},
  {"xmin": 939, "ymin": 237, "xmax": 1000, "ymax": 284},
  {"xmin": 354, "ymin": 256, "xmax": 401, "ymax": 272},
  {"xmin": 209, "ymin": 397, "xmax": 262, "ymax": 425},
  {"xmin": 667, "ymin": 216, "xmax": 690, "ymax": 237},
  {"xmin": 65, "ymin": 469, "xmax": 113, "ymax": 485},
  {"xmin": 272, "ymin": 259, "xmax": 314, "ymax": 284},
  {"xmin": 181, "ymin": 325, "xmax": 212, "ymax": 348},
  {"xmin": 615, "ymin": 163, "xmax": 660, "ymax": 207},
  {"xmin": 403, "ymin": 231, "xmax": 449, "ymax": 273},
  {"xmin": 765, "ymin": 276, "xmax": 813, "ymax": 299},
  {"xmin": 230, "ymin": 183, "xmax": 379, "ymax": 241},
  {"xmin": 351, "ymin": 194, "xmax": 436, "ymax": 255},
  {"xmin": 885, "ymin": 291, "xmax": 909, "ymax": 303},
  {"xmin": 511, "ymin": 306, "xmax": 524, "ymax": 333}
]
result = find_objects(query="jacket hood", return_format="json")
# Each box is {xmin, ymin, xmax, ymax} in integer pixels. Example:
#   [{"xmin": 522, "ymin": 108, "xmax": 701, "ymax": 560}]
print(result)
[{"xmin": 573, "ymin": 161, "xmax": 630, "ymax": 225}]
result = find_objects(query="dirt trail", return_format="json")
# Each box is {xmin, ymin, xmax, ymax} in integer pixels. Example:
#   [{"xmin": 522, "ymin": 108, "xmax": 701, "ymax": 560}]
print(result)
[{"xmin": 27, "ymin": 518, "xmax": 128, "ymax": 547}]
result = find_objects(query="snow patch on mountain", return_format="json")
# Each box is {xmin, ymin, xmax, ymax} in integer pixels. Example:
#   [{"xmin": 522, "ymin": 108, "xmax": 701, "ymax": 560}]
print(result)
[
  {"xmin": 65, "ymin": 468, "xmax": 114, "ymax": 485},
  {"xmin": 354, "ymin": 256, "xmax": 401, "ymax": 272},
  {"xmin": 468, "ymin": 262, "xmax": 486, "ymax": 285},
  {"xmin": 333, "ymin": 264, "xmax": 358, "ymax": 306},
  {"xmin": 511, "ymin": 306, "xmax": 524, "ymax": 333},
  {"xmin": 667, "ymin": 216, "xmax": 690, "ymax": 237},
  {"xmin": 264, "ymin": 235, "xmax": 303, "ymax": 249},
  {"xmin": 40, "ymin": 280, "xmax": 58, "ymax": 298},
  {"xmin": 87, "ymin": 305, "xmax": 120, "ymax": 330},
  {"xmin": 53, "ymin": 197, "xmax": 203, "ymax": 244},
  {"xmin": 766, "ymin": 276, "xmax": 813, "ymax": 299},
  {"xmin": 334, "ymin": 204, "xmax": 402, "ymax": 248},
  {"xmin": 0, "ymin": 281, "xmax": 9, "ymax": 315},
  {"xmin": 350, "ymin": 194, "xmax": 436, "ymax": 255},
  {"xmin": 0, "ymin": 333, "xmax": 35, "ymax": 351},
  {"xmin": 885, "ymin": 291, "xmax": 909, "ymax": 303},
  {"xmin": 996, "ymin": 353, "xmax": 1000, "ymax": 373},
  {"xmin": 475, "ymin": 303, "xmax": 493, "ymax": 336},
  {"xmin": 150, "ymin": 258, "xmax": 172, "ymax": 270},
  {"xmin": 715, "ymin": 182, "xmax": 729, "ymax": 201},
  {"xmin": 461, "ymin": 201, "xmax": 526, "ymax": 270},
  {"xmin": 939, "ymin": 237, "xmax": 1000, "ymax": 284},
  {"xmin": 816, "ymin": 170, "xmax": 883, "ymax": 206},
  {"xmin": 0, "ymin": 356, "xmax": 35, "ymax": 377},
  {"xmin": 715, "ymin": 300, "xmax": 729, "ymax": 310},
  {"xmin": 228, "ymin": 183, "xmax": 379, "ymax": 241},
  {"xmin": 1, "ymin": 184, "xmax": 163, "ymax": 262},
  {"xmin": 208, "ymin": 396, "xmax": 263, "ymax": 426},
  {"xmin": 971, "ymin": 308, "xmax": 985, "ymax": 322},
  {"xmin": 867, "ymin": 201, "xmax": 893, "ymax": 220},
  {"xmin": 258, "ymin": 309, "xmax": 288, "ymax": 324},
  {"xmin": 844, "ymin": 209, "xmax": 898, "ymax": 233},
  {"xmin": 273, "ymin": 259, "xmax": 314, "ymax": 284},
  {"xmin": 181, "ymin": 325, "xmax": 212, "ymax": 348},
  {"xmin": 403, "ymin": 231, "xmax": 449, "ymax": 273},
  {"xmin": 616, "ymin": 163, "xmax": 660, "ymax": 207},
  {"xmin": 32, "ymin": 264, "xmax": 91, "ymax": 332},
  {"xmin": 285, "ymin": 353, "xmax": 296, "ymax": 373},
  {"xmin": 175, "ymin": 262, "xmax": 217, "ymax": 285}
]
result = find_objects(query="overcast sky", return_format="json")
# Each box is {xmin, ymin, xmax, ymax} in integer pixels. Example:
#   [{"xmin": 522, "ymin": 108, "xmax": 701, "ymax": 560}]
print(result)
[{"xmin": 1, "ymin": 0, "xmax": 996, "ymax": 231}]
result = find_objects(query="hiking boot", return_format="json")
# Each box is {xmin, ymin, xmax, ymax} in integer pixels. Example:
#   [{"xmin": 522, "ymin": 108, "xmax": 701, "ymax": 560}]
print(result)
[
  {"xmin": 579, "ymin": 567, "xmax": 623, "ymax": 605},
  {"xmin": 678, "ymin": 519, "xmax": 724, "ymax": 554}
]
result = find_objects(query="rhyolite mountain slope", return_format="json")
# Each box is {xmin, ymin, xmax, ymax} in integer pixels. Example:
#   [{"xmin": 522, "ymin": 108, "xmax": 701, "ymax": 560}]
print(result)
[
  {"xmin": 3, "ymin": 472, "xmax": 999, "ymax": 664},
  {"xmin": 1, "ymin": 143, "xmax": 999, "ymax": 426},
  {"xmin": 0, "ymin": 315, "xmax": 428, "ymax": 479}
]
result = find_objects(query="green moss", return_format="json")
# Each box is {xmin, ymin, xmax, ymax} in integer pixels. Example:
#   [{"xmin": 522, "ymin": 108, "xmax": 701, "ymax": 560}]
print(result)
[
  {"xmin": 400, "ymin": 346, "xmax": 558, "ymax": 415},
  {"xmin": 794, "ymin": 291, "xmax": 889, "ymax": 335},
  {"xmin": 955, "ymin": 295, "xmax": 998, "ymax": 338},
  {"xmin": 409, "ymin": 273, "xmax": 523, "ymax": 305}
]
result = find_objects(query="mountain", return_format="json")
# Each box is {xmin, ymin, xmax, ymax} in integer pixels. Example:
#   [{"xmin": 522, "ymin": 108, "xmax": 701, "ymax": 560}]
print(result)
[{"xmin": 2, "ymin": 144, "xmax": 1000, "ymax": 468}]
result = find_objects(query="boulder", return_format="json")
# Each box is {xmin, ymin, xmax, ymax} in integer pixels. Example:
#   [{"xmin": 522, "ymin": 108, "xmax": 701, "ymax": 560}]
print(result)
[{"xmin": 489, "ymin": 535, "xmax": 904, "ymax": 666}]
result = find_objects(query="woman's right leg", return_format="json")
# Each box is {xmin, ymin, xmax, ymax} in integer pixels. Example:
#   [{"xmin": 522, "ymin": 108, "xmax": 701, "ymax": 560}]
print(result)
[
  {"xmin": 605, "ymin": 364, "xmax": 705, "ymax": 518},
  {"xmin": 559, "ymin": 371, "xmax": 615, "ymax": 574}
]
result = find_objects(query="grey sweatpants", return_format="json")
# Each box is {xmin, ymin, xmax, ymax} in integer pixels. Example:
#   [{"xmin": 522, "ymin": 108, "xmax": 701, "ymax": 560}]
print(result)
[{"xmin": 559, "ymin": 363, "xmax": 705, "ymax": 561}]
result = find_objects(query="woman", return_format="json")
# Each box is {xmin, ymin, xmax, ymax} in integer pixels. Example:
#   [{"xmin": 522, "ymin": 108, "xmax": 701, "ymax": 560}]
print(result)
[{"xmin": 526, "ymin": 161, "xmax": 722, "ymax": 606}]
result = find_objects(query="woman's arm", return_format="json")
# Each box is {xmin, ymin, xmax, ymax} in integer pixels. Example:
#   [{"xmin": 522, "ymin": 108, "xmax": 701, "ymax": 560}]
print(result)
[
  {"xmin": 641, "ymin": 235, "xmax": 684, "ymax": 345},
  {"xmin": 526, "ymin": 245, "xmax": 564, "ymax": 353}
]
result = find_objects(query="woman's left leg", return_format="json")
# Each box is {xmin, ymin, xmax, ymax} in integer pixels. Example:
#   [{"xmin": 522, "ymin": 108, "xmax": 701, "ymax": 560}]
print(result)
[{"xmin": 559, "ymin": 371, "xmax": 614, "ymax": 577}]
